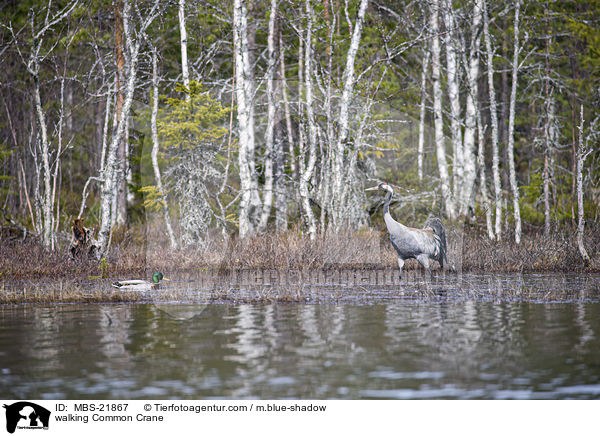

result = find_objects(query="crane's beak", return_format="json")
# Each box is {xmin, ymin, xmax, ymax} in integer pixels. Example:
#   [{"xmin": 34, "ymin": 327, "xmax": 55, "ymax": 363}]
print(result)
[{"xmin": 365, "ymin": 186, "xmax": 379, "ymax": 191}]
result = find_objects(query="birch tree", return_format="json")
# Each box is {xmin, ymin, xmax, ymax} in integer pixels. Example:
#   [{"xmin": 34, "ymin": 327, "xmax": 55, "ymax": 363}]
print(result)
[
  {"xmin": 233, "ymin": 0, "xmax": 260, "ymax": 238},
  {"xmin": 483, "ymin": 0, "xmax": 503, "ymax": 239},
  {"xmin": 539, "ymin": 29, "xmax": 559, "ymax": 236},
  {"xmin": 576, "ymin": 106, "xmax": 593, "ymax": 263},
  {"xmin": 31, "ymin": 31, "xmax": 53, "ymax": 249},
  {"xmin": 430, "ymin": 0, "xmax": 456, "ymax": 220},
  {"xmin": 329, "ymin": 0, "xmax": 369, "ymax": 230},
  {"xmin": 15, "ymin": 1, "xmax": 79, "ymax": 248},
  {"xmin": 272, "ymin": 16, "xmax": 287, "ymax": 233},
  {"xmin": 278, "ymin": 35, "xmax": 295, "ymax": 231},
  {"xmin": 178, "ymin": 0, "xmax": 190, "ymax": 100},
  {"xmin": 97, "ymin": 0, "xmax": 161, "ymax": 256},
  {"xmin": 298, "ymin": 0, "xmax": 318, "ymax": 238},
  {"xmin": 506, "ymin": 0, "xmax": 522, "ymax": 244},
  {"xmin": 258, "ymin": 0, "xmax": 278, "ymax": 233},
  {"xmin": 460, "ymin": 0, "xmax": 483, "ymax": 217},
  {"xmin": 442, "ymin": 0, "xmax": 463, "ymax": 206}
]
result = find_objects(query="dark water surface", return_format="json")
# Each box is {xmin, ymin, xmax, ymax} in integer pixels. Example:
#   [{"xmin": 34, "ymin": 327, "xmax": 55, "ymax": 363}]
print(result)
[{"xmin": 1, "ymin": 273, "xmax": 600, "ymax": 399}]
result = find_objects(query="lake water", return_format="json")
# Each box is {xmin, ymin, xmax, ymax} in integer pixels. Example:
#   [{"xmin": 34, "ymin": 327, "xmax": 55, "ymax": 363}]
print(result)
[{"xmin": 1, "ymin": 272, "xmax": 600, "ymax": 399}]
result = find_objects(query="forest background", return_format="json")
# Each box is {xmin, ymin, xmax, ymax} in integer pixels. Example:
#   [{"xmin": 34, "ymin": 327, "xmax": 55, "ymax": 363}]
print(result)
[{"xmin": 1, "ymin": 0, "xmax": 599, "ymax": 276}]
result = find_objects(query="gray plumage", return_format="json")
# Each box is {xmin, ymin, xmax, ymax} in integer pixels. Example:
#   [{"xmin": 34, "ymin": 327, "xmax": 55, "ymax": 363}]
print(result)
[
  {"xmin": 367, "ymin": 182, "xmax": 447, "ymax": 279},
  {"xmin": 424, "ymin": 217, "xmax": 447, "ymax": 268}
]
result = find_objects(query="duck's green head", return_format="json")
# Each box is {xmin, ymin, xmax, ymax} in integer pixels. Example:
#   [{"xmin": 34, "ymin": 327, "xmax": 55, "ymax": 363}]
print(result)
[{"xmin": 152, "ymin": 272, "xmax": 165, "ymax": 283}]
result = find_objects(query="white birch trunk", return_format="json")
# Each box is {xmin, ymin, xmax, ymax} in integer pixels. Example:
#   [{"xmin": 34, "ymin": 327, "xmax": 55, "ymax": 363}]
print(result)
[
  {"xmin": 483, "ymin": 0, "xmax": 503, "ymax": 239},
  {"xmin": 543, "ymin": 152, "xmax": 551, "ymax": 234},
  {"xmin": 543, "ymin": 37, "xmax": 551, "ymax": 235},
  {"xmin": 178, "ymin": 0, "xmax": 190, "ymax": 100},
  {"xmin": 299, "ymin": 0, "xmax": 317, "ymax": 239},
  {"xmin": 258, "ymin": 0, "xmax": 278, "ymax": 232},
  {"xmin": 443, "ymin": 0, "xmax": 463, "ymax": 204},
  {"xmin": 233, "ymin": 0, "xmax": 259, "ymax": 238},
  {"xmin": 97, "ymin": 0, "xmax": 160, "ymax": 255},
  {"xmin": 576, "ymin": 105, "xmax": 590, "ymax": 263},
  {"xmin": 151, "ymin": 47, "xmax": 178, "ymax": 249},
  {"xmin": 542, "ymin": 37, "xmax": 557, "ymax": 235},
  {"xmin": 544, "ymin": 96, "xmax": 557, "ymax": 235},
  {"xmin": 471, "ymin": 3, "xmax": 495, "ymax": 240},
  {"xmin": 431, "ymin": 0, "xmax": 456, "ymax": 220},
  {"xmin": 297, "ymin": 30, "xmax": 305, "ymax": 222},
  {"xmin": 461, "ymin": 0, "xmax": 483, "ymax": 216},
  {"xmin": 320, "ymin": 6, "xmax": 335, "ymax": 231},
  {"xmin": 507, "ymin": 0, "xmax": 521, "ymax": 244},
  {"xmin": 32, "ymin": 62, "xmax": 53, "ymax": 248}
]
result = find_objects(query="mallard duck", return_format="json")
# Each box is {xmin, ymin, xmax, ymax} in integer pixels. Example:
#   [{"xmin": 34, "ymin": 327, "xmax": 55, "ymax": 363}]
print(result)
[{"xmin": 112, "ymin": 272, "xmax": 168, "ymax": 291}]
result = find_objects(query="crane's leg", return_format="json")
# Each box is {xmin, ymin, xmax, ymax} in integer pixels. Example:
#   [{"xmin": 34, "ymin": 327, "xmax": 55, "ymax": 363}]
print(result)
[
  {"xmin": 397, "ymin": 257, "xmax": 405, "ymax": 280},
  {"xmin": 416, "ymin": 254, "xmax": 433, "ymax": 279}
]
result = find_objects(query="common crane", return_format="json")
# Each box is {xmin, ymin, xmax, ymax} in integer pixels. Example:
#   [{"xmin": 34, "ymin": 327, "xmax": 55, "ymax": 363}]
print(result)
[{"xmin": 366, "ymin": 182, "xmax": 447, "ymax": 279}]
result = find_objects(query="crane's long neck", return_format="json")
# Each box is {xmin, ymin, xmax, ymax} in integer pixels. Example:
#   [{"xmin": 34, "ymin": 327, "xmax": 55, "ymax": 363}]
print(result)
[
  {"xmin": 383, "ymin": 190, "xmax": 393, "ymax": 217},
  {"xmin": 383, "ymin": 190, "xmax": 408, "ymax": 232}
]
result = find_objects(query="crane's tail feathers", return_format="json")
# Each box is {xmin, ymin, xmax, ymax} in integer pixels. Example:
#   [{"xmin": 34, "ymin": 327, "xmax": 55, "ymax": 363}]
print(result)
[{"xmin": 425, "ymin": 218, "xmax": 447, "ymax": 268}]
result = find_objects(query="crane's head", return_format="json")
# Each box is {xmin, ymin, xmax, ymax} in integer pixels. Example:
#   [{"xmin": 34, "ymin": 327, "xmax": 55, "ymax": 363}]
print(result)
[{"xmin": 366, "ymin": 182, "xmax": 394, "ymax": 194}]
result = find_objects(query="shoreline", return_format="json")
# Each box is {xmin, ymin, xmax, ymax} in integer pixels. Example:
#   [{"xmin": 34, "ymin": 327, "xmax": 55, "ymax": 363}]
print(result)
[
  {"xmin": 2, "ymin": 269, "xmax": 600, "ymax": 305},
  {"xmin": 2, "ymin": 226, "xmax": 599, "ymax": 305}
]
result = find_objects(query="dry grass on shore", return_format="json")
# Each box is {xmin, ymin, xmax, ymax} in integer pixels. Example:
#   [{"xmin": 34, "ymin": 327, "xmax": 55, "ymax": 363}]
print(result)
[
  {"xmin": 462, "ymin": 227, "xmax": 600, "ymax": 272},
  {"xmin": 1, "ymin": 225, "xmax": 599, "ymax": 281},
  {"xmin": 0, "ymin": 289, "xmax": 144, "ymax": 304}
]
